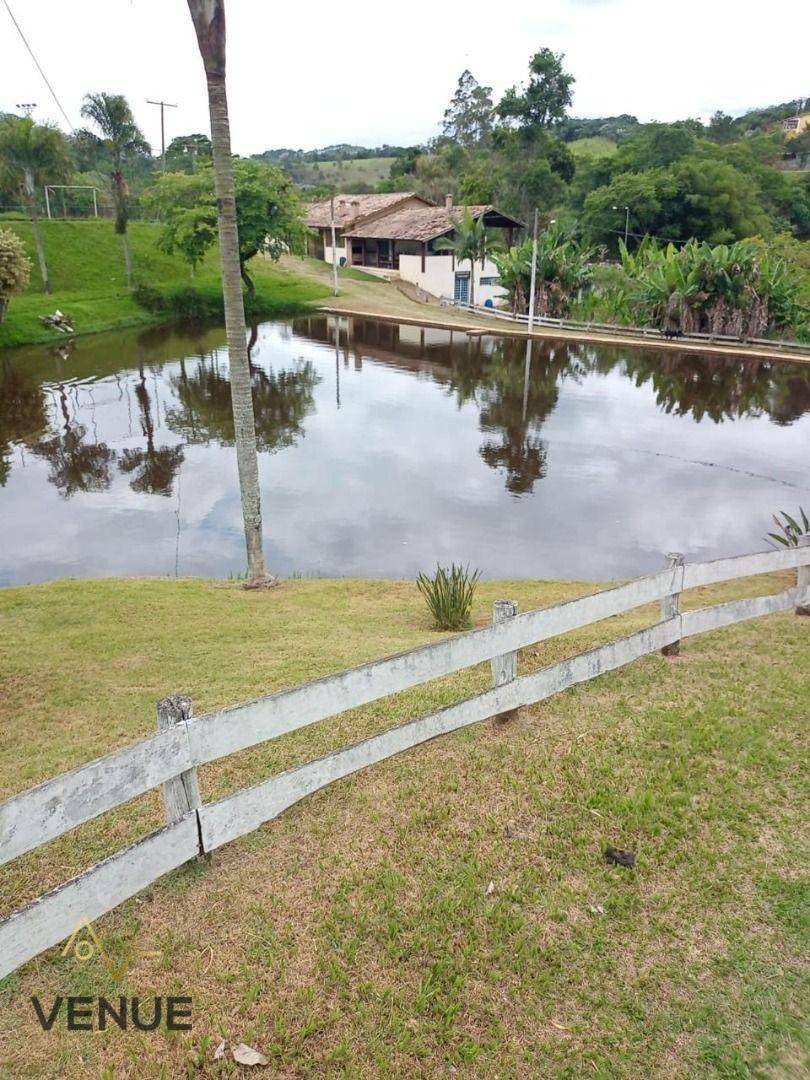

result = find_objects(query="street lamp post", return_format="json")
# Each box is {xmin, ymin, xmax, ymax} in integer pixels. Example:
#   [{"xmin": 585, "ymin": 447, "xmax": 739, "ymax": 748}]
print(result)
[{"xmin": 613, "ymin": 205, "xmax": 630, "ymax": 248}]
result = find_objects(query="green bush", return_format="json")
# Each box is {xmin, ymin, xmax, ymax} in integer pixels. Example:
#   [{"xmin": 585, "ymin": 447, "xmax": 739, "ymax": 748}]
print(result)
[
  {"xmin": 0, "ymin": 227, "xmax": 31, "ymax": 323},
  {"xmin": 416, "ymin": 563, "xmax": 482, "ymax": 631},
  {"xmin": 133, "ymin": 280, "xmax": 315, "ymax": 323}
]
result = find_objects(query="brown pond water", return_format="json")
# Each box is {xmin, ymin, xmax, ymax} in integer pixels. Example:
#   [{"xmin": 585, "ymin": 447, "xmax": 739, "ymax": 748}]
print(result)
[{"xmin": 1, "ymin": 315, "xmax": 808, "ymax": 586}]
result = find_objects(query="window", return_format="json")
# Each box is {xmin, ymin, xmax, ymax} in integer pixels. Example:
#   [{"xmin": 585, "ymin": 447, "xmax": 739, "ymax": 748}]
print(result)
[{"xmin": 480, "ymin": 276, "xmax": 499, "ymax": 286}]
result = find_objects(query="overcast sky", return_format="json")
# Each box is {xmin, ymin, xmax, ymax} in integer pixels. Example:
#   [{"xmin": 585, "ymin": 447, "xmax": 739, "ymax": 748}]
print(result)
[{"xmin": 1, "ymin": 0, "xmax": 806, "ymax": 156}]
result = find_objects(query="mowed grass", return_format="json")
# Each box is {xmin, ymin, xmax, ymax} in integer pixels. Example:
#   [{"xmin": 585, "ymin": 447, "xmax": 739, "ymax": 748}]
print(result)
[
  {"xmin": 568, "ymin": 136, "xmax": 619, "ymax": 159},
  {"xmin": 292, "ymin": 157, "xmax": 395, "ymax": 188},
  {"xmin": 0, "ymin": 575, "xmax": 808, "ymax": 1078},
  {"xmin": 0, "ymin": 220, "xmax": 329, "ymax": 348}
]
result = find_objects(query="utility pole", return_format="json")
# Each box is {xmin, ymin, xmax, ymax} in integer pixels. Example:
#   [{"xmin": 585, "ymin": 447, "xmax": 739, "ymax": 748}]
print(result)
[
  {"xmin": 527, "ymin": 208, "xmax": 539, "ymax": 333},
  {"xmin": 16, "ymin": 102, "xmax": 36, "ymax": 118},
  {"xmin": 330, "ymin": 194, "xmax": 339, "ymax": 297},
  {"xmin": 147, "ymin": 99, "xmax": 178, "ymax": 172}
]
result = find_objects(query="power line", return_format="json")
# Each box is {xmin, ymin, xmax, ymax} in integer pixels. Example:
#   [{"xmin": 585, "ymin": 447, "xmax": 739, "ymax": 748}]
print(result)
[
  {"xmin": 607, "ymin": 227, "xmax": 687, "ymax": 247},
  {"xmin": 2, "ymin": 0, "xmax": 74, "ymax": 131}
]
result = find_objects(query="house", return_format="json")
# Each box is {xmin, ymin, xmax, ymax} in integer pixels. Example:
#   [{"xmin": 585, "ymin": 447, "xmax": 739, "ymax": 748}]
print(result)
[
  {"xmin": 304, "ymin": 193, "xmax": 524, "ymax": 306},
  {"xmin": 304, "ymin": 192, "xmax": 431, "ymax": 266},
  {"xmin": 781, "ymin": 113, "xmax": 810, "ymax": 137}
]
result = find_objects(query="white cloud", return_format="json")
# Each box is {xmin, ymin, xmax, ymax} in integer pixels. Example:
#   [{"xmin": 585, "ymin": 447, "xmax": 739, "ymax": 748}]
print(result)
[{"xmin": 1, "ymin": 0, "xmax": 806, "ymax": 154}]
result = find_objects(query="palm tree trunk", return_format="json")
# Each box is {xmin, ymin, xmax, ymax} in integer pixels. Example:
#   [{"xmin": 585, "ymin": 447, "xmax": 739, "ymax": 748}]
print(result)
[
  {"xmin": 186, "ymin": 0, "xmax": 270, "ymax": 586},
  {"xmin": 122, "ymin": 229, "xmax": 132, "ymax": 289},
  {"xmin": 26, "ymin": 184, "xmax": 50, "ymax": 294},
  {"xmin": 469, "ymin": 258, "xmax": 475, "ymax": 308}
]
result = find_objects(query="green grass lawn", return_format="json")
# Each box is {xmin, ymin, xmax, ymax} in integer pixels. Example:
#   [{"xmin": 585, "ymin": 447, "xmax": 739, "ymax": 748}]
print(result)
[
  {"xmin": 0, "ymin": 574, "xmax": 807, "ymax": 1077},
  {"xmin": 568, "ymin": 136, "xmax": 619, "ymax": 159},
  {"xmin": 0, "ymin": 219, "xmax": 330, "ymax": 348},
  {"xmin": 292, "ymin": 157, "xmax": 394, "ymax": 188},
  {"xmin": 301, "ymin": 255, "xmax": 387, "ymax": 283}
]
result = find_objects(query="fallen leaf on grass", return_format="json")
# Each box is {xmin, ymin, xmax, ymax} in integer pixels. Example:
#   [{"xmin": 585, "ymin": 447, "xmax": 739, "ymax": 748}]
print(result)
[
  {"xmin": 588, "ymin": 904, "xmax": 606, "ymax": 915},
  {"xmin": 213, "ymin": 1039, "xmax": 227, "ymax": 1060},
  {"xmin": 232, "ymin": 1043, "xmax": 268, "ymax": 1066},
  {"xmin": 486, "ymin": 880, "xmax": 495, "ymax": 895}
]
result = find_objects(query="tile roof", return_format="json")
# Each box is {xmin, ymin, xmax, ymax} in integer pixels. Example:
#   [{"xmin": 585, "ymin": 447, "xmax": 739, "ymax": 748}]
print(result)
[
  {"xmin": 346, "ymin": 205, "xmax": 521, "ymax": 242},
  {"xmin": 304, "ymin": 192, "xmax": 422, "ymax": 229}
]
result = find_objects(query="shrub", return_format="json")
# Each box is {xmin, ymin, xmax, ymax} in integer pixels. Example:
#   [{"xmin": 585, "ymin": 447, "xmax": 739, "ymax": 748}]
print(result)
[
  {"xmin": 416, "ymin": 563, "xmax": 481, "ymax": 631},
  {"xmin": 0, "ymin": 228, "xmax": 31, "ymax": 323},
  {"xmin": 767, "ymin": 507, "xmax": 809, "ymax": 547}
]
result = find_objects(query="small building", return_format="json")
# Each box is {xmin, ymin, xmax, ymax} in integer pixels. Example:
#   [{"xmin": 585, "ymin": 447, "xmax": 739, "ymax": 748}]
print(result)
[
  {"xmin": 304, "ymin": 192, "xmax": 431, "ymax": 266},
  {"xmin": 304, "ymin": 193, "xmax": 524, "ymax": 307},
  {"xmin": 782, "ymin": 113, "xmax": 810, "ymax": 137}
]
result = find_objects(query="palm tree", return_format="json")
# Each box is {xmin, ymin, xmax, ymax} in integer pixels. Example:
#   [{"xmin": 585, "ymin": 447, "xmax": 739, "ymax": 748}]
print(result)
[
  {"xmin": 0, "ymin": 117, "xmax": 71, "ymax": 294},
  {"xmin": 186, "ymin": 0, "xmax": 272, "ymax": 586},
  {"xmin": 434, "ymin": 208, "xmax": 496, "ymax": 308},
  {"xmin": 79, "ymin": 93, "xmax": 149, "ymax": 288}
]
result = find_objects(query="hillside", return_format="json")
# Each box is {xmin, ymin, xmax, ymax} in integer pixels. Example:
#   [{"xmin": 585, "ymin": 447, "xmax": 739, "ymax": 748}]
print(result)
[
  {"xmin": 0, "ymin": 219, "xmax": 329, "ymax": 347},
  {"xmin": 277, "ymin": 155, "xmax": 395, "ymax": 189}
]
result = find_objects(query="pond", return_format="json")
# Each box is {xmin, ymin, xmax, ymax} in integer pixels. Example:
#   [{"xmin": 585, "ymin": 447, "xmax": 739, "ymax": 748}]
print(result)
[{"xmin": 1, "ymin": 315, "xmax": 808, "ymax": 586}]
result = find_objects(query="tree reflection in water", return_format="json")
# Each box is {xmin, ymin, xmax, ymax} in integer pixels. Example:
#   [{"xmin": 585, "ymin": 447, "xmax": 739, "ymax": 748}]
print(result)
[
  {"xmin": 0, "ymin": 358, "xmax": 49, "ymax": 487},
  {"xmin": 166, "ymin": 350, "xmax": 320, "ymax": 454},
  {"xmin": 31, "ymin": 384, "xmax": 116, "ymax": 498},
  {"xmin": 301, "ymin": 315, "xmax": 810, "ymax": 497},
  {"xmin": 119, "ymin": 356, "xmax": 184, "ymax": 496},
  {"xmin": 1, "ymin": 317, "xmax": 809, "ymax": 509}
]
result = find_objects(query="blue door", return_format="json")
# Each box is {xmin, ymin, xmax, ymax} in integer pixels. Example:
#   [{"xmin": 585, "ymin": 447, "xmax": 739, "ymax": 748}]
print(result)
[{"xmin": 454, "ymin": 272, "xmax": 470, "ymax": 304}]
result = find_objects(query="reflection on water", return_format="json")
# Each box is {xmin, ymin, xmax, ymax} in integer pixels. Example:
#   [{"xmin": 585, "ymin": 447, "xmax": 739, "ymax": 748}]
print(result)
[{"xmin": 1, "ymin": 316, "xmax": 808, "ymax": 585}]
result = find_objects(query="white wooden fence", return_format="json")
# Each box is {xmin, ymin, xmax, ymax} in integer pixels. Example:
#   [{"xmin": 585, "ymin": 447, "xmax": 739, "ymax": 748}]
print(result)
[
  {"xmin": 1, "ymin": 540, "xmax": 808, "ymax": 979},
  {"xmin": 446, "ymin": 301, "xmax": 810, "ymax": 357}
]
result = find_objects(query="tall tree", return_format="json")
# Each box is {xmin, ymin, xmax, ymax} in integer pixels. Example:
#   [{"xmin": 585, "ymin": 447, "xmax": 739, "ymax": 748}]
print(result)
[
  {"xmin": 79, "ymin": 93, "xmax": 149, "ymax": 288},
  {"xmin": 146, "ymin": 159, "xmax": 303, "ymax": 285},
  {"xmin": 497, "ymin": 48, "xmax": 575, "ymax": 131},
  {"xmin": 185, "ymin": 0, "xmax": 272, "ymax": 586},
  {"xmin": 0, "ymin": 117, "xmax": 70, "ymax": 293},
  {"xmin": 442, "ymin": 70, "xmax": 494, "ymax": 148},
  {"xmin": 165, "ymin": 132, "xmax": 212, "ymax": 173}
]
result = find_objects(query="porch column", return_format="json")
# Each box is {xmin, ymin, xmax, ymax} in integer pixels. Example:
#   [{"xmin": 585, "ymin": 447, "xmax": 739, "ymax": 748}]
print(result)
[{"xmin": 421, "ymin": 242, "xmax": 426, "ymax": 273}]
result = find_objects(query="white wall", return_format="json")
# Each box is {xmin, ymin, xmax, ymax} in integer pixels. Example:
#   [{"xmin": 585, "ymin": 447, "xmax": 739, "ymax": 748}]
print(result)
[
  {"xmin": 324, "ymin": 243, "xmax": 347, "ymax": 267},
  {"xmin": 398, "ymin": 255, "xmax": 506, "ymax": 306}
]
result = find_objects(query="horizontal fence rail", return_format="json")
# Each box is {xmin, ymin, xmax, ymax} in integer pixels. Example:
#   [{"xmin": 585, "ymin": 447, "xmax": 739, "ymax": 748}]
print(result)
[
  {"xmin": 1, "ymin": 539, "xmax": 808, "ymax": 979},
  {"xmin": 447, "ymin": 301, "xmax": 810, "ymax": 356}
]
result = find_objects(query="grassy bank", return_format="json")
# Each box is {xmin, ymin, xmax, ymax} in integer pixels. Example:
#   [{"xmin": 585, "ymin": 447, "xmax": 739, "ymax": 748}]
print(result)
[
  {"xmin": 0, "ymin": 219, "xmax": 330, "ymax": 348},
  {"xmin": 0, "ymin": 575, "xmax": 807, "ymax": 1077}
]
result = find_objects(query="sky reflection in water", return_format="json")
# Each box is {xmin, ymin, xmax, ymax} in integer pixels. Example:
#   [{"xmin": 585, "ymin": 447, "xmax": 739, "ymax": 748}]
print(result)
[{"xmin": 1, "ymin": 316, "xmax": 808, "ymax": 586}]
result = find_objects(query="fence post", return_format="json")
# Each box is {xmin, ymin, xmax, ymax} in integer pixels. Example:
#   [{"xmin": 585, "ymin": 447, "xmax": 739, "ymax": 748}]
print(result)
[
  {"xmin": 661, "ymin": 552, "xmax": 685, "ymax": 656},
  {"xmin": 491, "ymin": 599, "xmax": 518, "ymax": 721},
  {"xmin": 156, "ymin": 695, "xmax": 202, "ymax": 829},
  {"xmin": 797, "ymin": 535, "xmax": 810, "ymax": 617}
]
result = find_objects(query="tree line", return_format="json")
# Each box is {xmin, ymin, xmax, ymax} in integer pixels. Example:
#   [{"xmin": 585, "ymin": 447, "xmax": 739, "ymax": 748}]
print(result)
[{"xmin": 375, "ymin": 51, "xmax": 810, "ymax": 253}]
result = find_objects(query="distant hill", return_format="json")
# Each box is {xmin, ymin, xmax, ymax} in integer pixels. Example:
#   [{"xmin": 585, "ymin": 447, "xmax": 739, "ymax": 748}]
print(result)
[{"xmin": 252, "ymin": 144, "xmax": 409, "ymax": 165}]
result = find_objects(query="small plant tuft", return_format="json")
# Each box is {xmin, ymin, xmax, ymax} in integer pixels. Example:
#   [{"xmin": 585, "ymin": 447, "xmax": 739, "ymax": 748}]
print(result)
[
  {"xmin": 766, "ymin": 507, "xmax": 809, "ymax": 548},
  {"xmin": 416, "ymin": 563, "xmax": 481, "ymax": 630}
]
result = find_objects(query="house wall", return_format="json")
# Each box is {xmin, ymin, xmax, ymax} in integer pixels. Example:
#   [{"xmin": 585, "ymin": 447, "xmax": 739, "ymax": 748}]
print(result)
[
  {"xmin": 324, "ymin": 242, "xmax": 348, "ymax": 267},
  {"xmin": 398, "ymin": 255, "xmax": 506, "ymax": 305}
]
